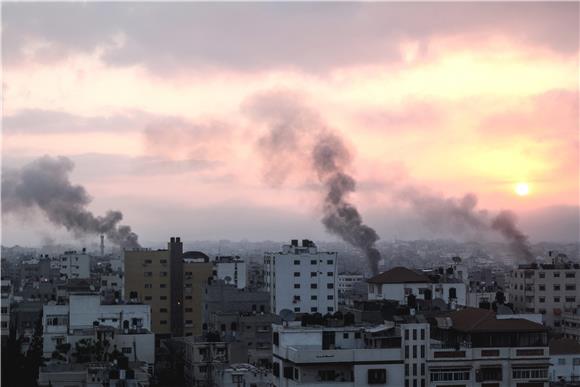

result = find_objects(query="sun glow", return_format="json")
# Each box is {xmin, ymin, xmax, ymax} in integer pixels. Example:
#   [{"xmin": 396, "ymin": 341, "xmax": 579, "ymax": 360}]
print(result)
[{"xmin": 515, "ymin": 182, "xmax": 530, "ymax": 196}]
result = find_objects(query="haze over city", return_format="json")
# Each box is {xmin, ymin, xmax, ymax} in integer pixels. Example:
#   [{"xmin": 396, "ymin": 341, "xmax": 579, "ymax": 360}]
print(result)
[{"xmin": 2, "ymin": 2, "xmax": 579, "ymax": 248}]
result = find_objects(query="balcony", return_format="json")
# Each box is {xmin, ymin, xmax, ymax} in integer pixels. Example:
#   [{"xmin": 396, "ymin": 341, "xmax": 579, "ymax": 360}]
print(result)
[{"xmin": 284, "ymin": 346, "xmax": 401, "ymax": 364}]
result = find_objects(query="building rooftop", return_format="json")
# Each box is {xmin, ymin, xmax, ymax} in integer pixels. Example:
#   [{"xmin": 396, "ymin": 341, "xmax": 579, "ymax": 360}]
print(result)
[
  {"xmin": 447, "ymin": 308, "xmax": 545, "ymax": 333},
  {"xmin": 550, "ymin": 338, "xmax": 580, "ymax": 355},
  {"xmin": 183, "ymin": 251, "xmax": 210, "ymax": 262},
  {"xmin": 367, "ymin": 267, "xmax": 431, "ymax": 284}
]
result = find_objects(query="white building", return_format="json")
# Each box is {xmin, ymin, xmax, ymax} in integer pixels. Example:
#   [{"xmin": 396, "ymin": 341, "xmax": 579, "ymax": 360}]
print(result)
[
  {"xmin": 215, "ymin": 256, "xmax": 247, "ymax": 289},
  {"xmin": 264, "ymin": 239, "xmax": 338, "ymax": 315},
  {"xmin": 59, "ymin": 250, "xmax": 91, "ymax": 279},
  {"xmin": 338, "ymin": 274, "xmax": 365, "ymax": 304},
  {"xmin": 216, "ymin": 363, "xmax": 271, "ymax": 387},
  {"xmin": 367, "ymin": 267, "xmax": 467, "ymax": 307},
  {"xmin": 272, "ymin": 321, "xmax": 405, "ymax": 386},
  {"xmin": 508, "ymin": 252, "xmax": 580, "ymax": 327},
  {"xmin": 562, "ymin": 308, "xmax": 580, "ymax": 342},
  {"xmin": 1, "ymin": 279, "xmax": 12, "ymax": 339},
  {"xmin": 42, "ymin": 293, "xmax": 154, "ymax": 367},
  {"xmin": 549, "ymin": 338, "xmax": 580, "ymax": 384}
]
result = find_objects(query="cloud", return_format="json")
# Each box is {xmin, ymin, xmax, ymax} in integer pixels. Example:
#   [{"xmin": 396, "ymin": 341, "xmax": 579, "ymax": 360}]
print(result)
[{"xmin": 3, "ymin": 2, "xmax": 578, "ymax": 73}]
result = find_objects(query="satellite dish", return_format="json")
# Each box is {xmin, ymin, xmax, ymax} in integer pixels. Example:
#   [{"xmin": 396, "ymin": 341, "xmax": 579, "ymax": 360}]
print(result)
[{"xmin": 279, "ymin": 309, "xmax": 296, "ymax": 322}]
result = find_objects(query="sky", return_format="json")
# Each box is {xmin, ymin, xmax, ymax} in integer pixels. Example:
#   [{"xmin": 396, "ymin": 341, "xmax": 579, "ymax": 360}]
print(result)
[{"xmin": 2, "ymin": 2, "xmax": 579, "ymax": 247}]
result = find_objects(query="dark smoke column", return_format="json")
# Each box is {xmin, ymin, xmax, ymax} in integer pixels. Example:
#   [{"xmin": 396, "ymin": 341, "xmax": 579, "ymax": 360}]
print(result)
[
  {"xmin": 249, "ymin": 91, "xmax": 382, "ymax": 275},
  {"xmin": 2, "ymin": 155, "xmax": 140, "ymax": 249}
]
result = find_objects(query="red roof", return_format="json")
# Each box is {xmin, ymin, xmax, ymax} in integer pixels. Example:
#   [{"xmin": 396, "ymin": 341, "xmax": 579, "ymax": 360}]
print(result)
[
  {"xmin": 448, "ymin": 308, "xmax": 545, "ymax": 333},
  {"xmin": 367, "ymin": 267, "xmax": 431, "ymax": 284}
]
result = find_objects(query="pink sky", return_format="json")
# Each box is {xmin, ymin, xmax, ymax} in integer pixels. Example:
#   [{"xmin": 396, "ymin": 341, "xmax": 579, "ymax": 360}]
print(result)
[{"xmin": 2, "ymin": 2, "xmax": 579, "ymax": 245}]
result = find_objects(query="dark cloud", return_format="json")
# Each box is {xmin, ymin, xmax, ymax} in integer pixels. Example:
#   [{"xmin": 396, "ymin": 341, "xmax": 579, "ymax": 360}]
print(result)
[{"xmin": 3, "ymin": 2, "xmax": 577, "ymax": 72}]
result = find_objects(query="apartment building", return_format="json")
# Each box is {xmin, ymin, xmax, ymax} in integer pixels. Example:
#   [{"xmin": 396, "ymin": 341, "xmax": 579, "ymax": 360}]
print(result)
[
  {"xmin": 264, "ymin": 239, "xmax": 338, "ymax": 315},
  {"xmin": 428, "ymin": 308, "xmax": 550, "ymax": 387},
  {"xmin": 42, "ymin": 293, "xmax": 154, "ymax": 367},
  {"xmin": 124, "ymin": 237, "xmax": 213, "ymax": 338},
  {"xmin": 203, "ymin": 279, "xmax": 270, "ymax": 323},
  {"xmin": 508, "ymin": 252, "xmax": 579, "ymax": 327},
  {"xmin": 562, "ymin": 308, "xmax": 580, "ymax": 342},
  {"xmin": 1, "ymin": 279, "xmax": 12, "ymax": 343},
  {"xmin": 272, "ymin": 319, "xmax": 405, "ymax": 386},
  {"xmin": 548, "ymin": 338, "xmax": 580, "ymax": 384},
  {"xmin": 58, "ymin": 250, "xmax": 91, "ymax": 279},
  {"xmin": 367, "ymin": 267, "xmax": 467, "ymax": 307},
  {"xmin": 338, "ymin": 273, "xmax": 365, "ymax": 305}
]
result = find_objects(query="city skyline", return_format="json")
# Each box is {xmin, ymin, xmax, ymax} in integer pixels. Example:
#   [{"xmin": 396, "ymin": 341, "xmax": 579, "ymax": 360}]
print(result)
[{"xmin": 2, "ymin": 2, "xmax": 579, "ymax": 247}]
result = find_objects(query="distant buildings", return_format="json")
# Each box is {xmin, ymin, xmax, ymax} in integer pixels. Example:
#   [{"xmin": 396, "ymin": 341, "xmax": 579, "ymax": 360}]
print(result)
[
  {"xmin": 508, "ymin": 251, "xmax": 579, "ymax": 327},
  {"xmin": 264, "ymin": 239, "xmax": 338, "ymax": 315},
  {"xmin": 337, "ymin": 273, "xmax": 365, "ymax": 305},
  {"xmin": 1, "ymin": 279, "xmax": 12, "ymax": 344},
  {"xmin": 548, "ymin": 338, "xmax": 580, "ymax": 383},
  {"xmin": 58, "ymin": 250, "xmax": 91, "ymax": 279},
  {"xmin": 215, "ymin": 256, "xmax": 247, "ymax": 289}
]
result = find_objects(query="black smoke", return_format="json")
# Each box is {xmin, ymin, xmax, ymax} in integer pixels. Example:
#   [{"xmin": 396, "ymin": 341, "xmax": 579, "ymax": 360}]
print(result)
[
  {"xmin": 248, "ymin": 91, "xmax": 382, "ymax": 274},
  {"xmin": 2, "ymin": 156, "xmax": 140, "ymax": 249},
  {"xmin": 398, "ymin": 187, "xmax": 534, "ymax": 262}
]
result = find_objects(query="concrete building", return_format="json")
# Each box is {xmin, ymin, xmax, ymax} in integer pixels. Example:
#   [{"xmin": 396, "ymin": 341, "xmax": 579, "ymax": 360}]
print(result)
[
  {"xmin": 215, "ymin": 256, "xmax": 247, "ymax": 289},
  {"xmin": 38, "ymin": 361, "xmax": 151, "ymax": 387},
  {"xmin": 216, "ymin": 363, "xmax": 271, "ymax": 387},
  {"xmin": 264, "ymin": 239, "xmax": 338, "ymax": 315},
  {"xmin": 247, "ymin": 261, "xmax": 266, "ymax": 290},
  {"xmin": 272, "ymin": 319, "xmax": 405, "ymax": 386},
  {"xmin": 508, "ymin": 252, "xmax": 580, "ymax": 327},
  {"xmin": 203, "ymin": 279, "xmax": 270, "ymax": 323},
  {"xmin": 337, "ymin": 273, "xmax": 365, "ymax": 305},
  {"xmin": 428, "ymin": 308, "xmax": 550, "ymax": 387},
  {"xmin": 124, "ymin": 237, "xmax": 213, "ymax": 338},
  {"xmin": 207, "ymin": 311, "xmax": 281, "ymax": 368},
  {"xmin": 10, "ymin": 301, "xmax": 43, "ymax": 352},
  {"xmin": 367, "ymin": 267, "xmax": 467, "ymax": 307},
  {"xmin": 59, "ymin": 250, "xmax": 91, "ymax": 279},
  {"xmin": 1, "ymin": 279, "xmax": 12, "ymax": 343},
  {"xmin": 562, "ymin": 308, "xmax": 580, "ymax": 342},
  {"xmin": 549, "ymin": 338, "xmax": 580, "ymax": 384},
  {"xmin": 42, "ymin": 293, "xmax": 154, "ymax": 368}
]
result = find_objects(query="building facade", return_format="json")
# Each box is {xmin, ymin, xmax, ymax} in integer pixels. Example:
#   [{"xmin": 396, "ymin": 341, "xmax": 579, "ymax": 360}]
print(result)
[
  {"xmin": 215, "ymin": 256, "xmax": 247, "ymax": 289},
  {"xmin": 264, "ymin": 239, "xmax": 338, "ymax": 315}
]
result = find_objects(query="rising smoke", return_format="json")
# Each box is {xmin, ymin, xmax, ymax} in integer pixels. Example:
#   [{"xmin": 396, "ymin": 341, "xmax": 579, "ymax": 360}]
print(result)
[
  {"xmin": 399, "ymin": 188, "xmax": 534, "ymax": 262},
  {"xmin": 248, "ymin": 91, "xmax": 382, "ymax": 274},
  {"xmin": 2, "ymin": 156, "xmax": 140, "ymax": 249}
]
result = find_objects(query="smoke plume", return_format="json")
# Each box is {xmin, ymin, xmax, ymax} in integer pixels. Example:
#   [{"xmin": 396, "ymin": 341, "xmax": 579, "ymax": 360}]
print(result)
[
  {"xmin": 2, "ymin": 156, "xmax": 140, "ymax": 249},
  {"xmin": 248, "ymin": 91, "xmax": 382, "ymax": 274},
  {"xmin": 398, "ymin": 187, "xmax": 534, "ymax": 262}
]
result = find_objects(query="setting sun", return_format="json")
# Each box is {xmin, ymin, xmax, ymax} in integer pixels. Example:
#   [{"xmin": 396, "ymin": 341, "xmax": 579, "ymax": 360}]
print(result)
[{"xmin": 515, "ymin": 182, "xmax": 530, "ymax": 196}]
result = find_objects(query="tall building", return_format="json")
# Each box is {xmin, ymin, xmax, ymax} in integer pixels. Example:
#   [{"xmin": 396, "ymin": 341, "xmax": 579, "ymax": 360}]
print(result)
[
  {"xmin": 264, "ymin": 239, "xmax": 338, "ymax": 315},
  {"xmin": 58, "ymin": 250, "xmax": 91, "ymax": 279},
  {"xmin": 124, "ymin": 237, "xmax": 213, "ymax": 339},
  {"xmin": 508, "ymin": 252, "xmax": 579, "ymax": 327}
]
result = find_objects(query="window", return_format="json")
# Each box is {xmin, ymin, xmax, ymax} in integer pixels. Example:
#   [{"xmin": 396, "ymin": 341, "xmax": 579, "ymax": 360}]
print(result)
[
  {"xmin": 355, "ymin": 332, "xmax": 361, "ymax": 339},
  {"xmin": 160, "ymin": 259, "xmax": 167, "ymax": 264},
  {"xmin": 512, "ymin": 368, "xmax": 548, "ymax": 379},
  {"xmin": 311, "ymin": 260, "xmax": 317, "ymax": 265},
  {"xmin": 311, "ymin": 295, "xmax": 317, "ymax": 300},
  {"xmin": 566, "ymin": 272, "xmax": 576, "ymax": 278},
  {"xmin": 327, "ymin": 295, "xmax": 334, "ymax": 300},
  {"xmin": 185, "ymin": 271, "xmax": 192, "ymax": 275},
  {"xmin": 367, "ymin": 369, "xmax": 387, "ymax": 384},
  {"xmin": 327, "ymin": 272, "xmax": 333, "ymax": 277},
  {"xmin": 554, "ymin": 272, "xmax": 561, "ymax": 278},
  {"xmin": 144, "ymin": 296, "xmax": 152, "ymax": 301},
  {"xmin": 566, "ymin": 284, "xmax": 576, "ymax": 291},
  {"xmin": 421, "ymin": 364, "xmax": 425, "ymax": 376},
  {"xmin": 185, "ymin": 308, "xmax": 193, "ymax": 312},
  {"xmin": 539, "ymin": 297, "xmax": 545, "ymax": 303},
  {"xmin": 566, "ymin": 297, "xmax": 576, "ymax": 303},
  {"xmin": 558, "ymin": 358, "xmax": 566, "ymax": 365},
  {"xmin": 405, "ymin": 364, "xmax": 409, "ymax": 376},
  {"xmin": 311, "ymin": 284, "xmax": 317, "ymax": 289},
  {"xmin": 327, "ymin": 307, "xmax": 334, "ymax": 312},
  {"xmin": 327, "ymin": 284, "xmax": 334, "ymax": 289},
  {"xmin": 294, "ymin": 307, "xmax": 300, "ymax": 312},
  {"xmin": 405, "ymin": 345, "xmax": 409, "ymax": 358},
  {"xmin": 311, "ymin": 272, "xmax": 317, "ymax": 277},
  {"xmin": 144, "ymin": 272, "xmax": 152, "ymax": 277},
  {"xmin": 294, "ymin": 284, "xmax": 300, "ymax": 289},
  {"xmin": 343, "ymin": 332, "xmax": 349, "ymax": 339},
  {"xmin": 538, "ymin": 284, "xmax": 545, "ymax": 291},
  {"xmin": 272, "ymin": 362, "xmax": 280, "ymax": 377},
  {"xmin": 160, "ymin": 295, "xmax": 167, "ymax": 300},
  {"xmin": 311, "ymin": 307, "xmax": 318, "ymax": 312},
  {"xmin": 318, "ymin": 370, "xmax": 335, "ymax": 381},
  {"xmin": 405, "ymin": 329, "xmax": 409, "ymax": 340},
  {"xmin": 413, "ymin": 329, "xmax": 417, "ymax": 340},
  {"xmin": 294, "ymin": 295, "xmax": 301, "ymax": 301},
  {"xmin": 294, "ymin": 272, "xmax": 300, "ymax": 277},
  {"xmin": 294, "ymin": 260, "xmax": 300, "ymax": 265},
  {"xmin": 413, "ymin": 364, "xmax": 417, "ymax": 376},
  {"xmin": 122, "ymin": 347, "xmax": 132, "ymax": 354},
  {"xmin": 421, "ymin": 329, "xmax": 425, "ymax": 340},
  {"xmin": 160, "ymin": 308, "xmax": 168, "ymax": 313},
  {"xmin": 144, "ymin": 259, "xmax": 152, "ymax": 264},
  {"xmin": 160, "ymin": 284, "xmax": 167, "ymax": 288},
  {"xmin": 160, "ymin": 272, "xmax": 168, "ymax": 277},
  {"xmin": 554, "ymin": 296, "xmax": 561, "ymax": 302},
  {"xmin": 160, "ymin": 320, "xmax": 168, "ymax": 325},
  {"xmin": 539, "ymin": 272, "xmax": 545, "ymax": 278},
  {"xmin": 327, "ymin": 260, "xmax": 334, "ymax": 265},
  {"xmin": 554, "ymin": 285, "xmax": 561, "ymax": 291},
  {"xmin": 430, "ymin": 369, "xmax": 470, "ymax": 382},
  {"xmin": 144, "ymin": 284, "xmax": 152, "ymax": 289},
  {"xmin": 421, "ymin": 345, "xmax": 425, "ymax": 358}
]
